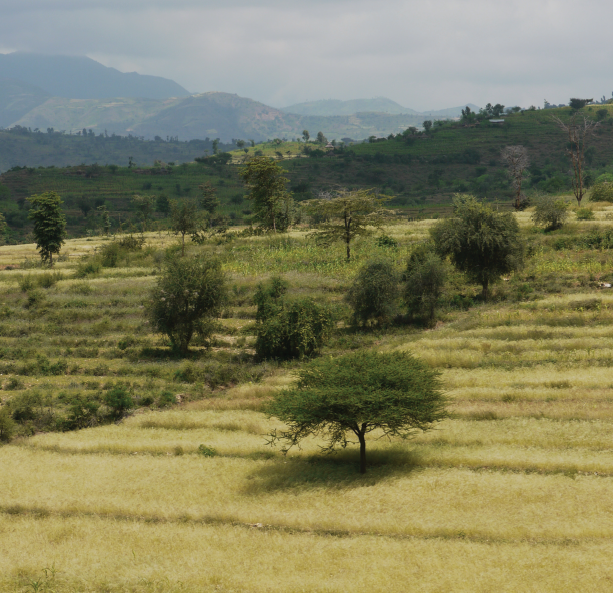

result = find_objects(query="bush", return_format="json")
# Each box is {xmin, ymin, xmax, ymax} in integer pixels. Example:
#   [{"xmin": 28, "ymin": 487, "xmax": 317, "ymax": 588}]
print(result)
[
  {"xmin": 63, "ymin": 394, "xmax": 100, "ymax": 430},
  {"xmin": 576, "ymin": 207, "xmax": 595, "ymax": 221},
  {"xmin": 146, "ymin": 256, "xmax": 227, "ymax": 355},
  {"xmin": 158, "ymin": 390, "xmax": 176, "ymax": 407},
  {"xmin": 254, "ymin": 277, "xmax": 334, "ymax": 360},
  {"xmin": 0, "ymin": 407, "xmax": 15, "ymax": 443},
  {"xmin": 345, "ymin": 259, "xmax": 398, "ymax": 326},
  {"xmin": 37, "ymin": 271, "xmax": 63, "ymax": 288},
  {"xmin": 375, "ymin": 234, "xmax": 399, "ymax": 248},
  {"xmin": 590, "ymin": 182, "xmax": 613, "ymax": 203},
  {"xmin": 104, "ymin": 386, "xmax": 133, "ymax": 420},
  {"xmin": 74, "ymin": 259, "xmax": 102, "ymax": 278},
  {"xmin": 403, "ymin": 243, "xmax": 447, "ymax": 324},
  {"xmin": 531, "ymin": 194, "xmax": 570, "ymax": 230},
  {"xmin": 198, "ymin": 444, "xmax": 217, "ymax": 457},
  {"xmin": 18, "ymin": 275, "xmax": 35, "ymax": 292}
]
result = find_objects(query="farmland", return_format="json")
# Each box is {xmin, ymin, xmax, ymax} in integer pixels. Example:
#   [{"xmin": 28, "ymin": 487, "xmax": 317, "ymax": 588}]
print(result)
[{"xmin": 2, "ymin": 200, "xmax": 613, "ymax": 591}]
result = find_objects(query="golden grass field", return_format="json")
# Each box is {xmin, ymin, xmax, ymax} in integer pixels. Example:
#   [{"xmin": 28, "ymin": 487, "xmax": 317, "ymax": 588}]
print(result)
[{"xmin": 3, "ymin": 202, "xmax": 613, "ymax": 591}]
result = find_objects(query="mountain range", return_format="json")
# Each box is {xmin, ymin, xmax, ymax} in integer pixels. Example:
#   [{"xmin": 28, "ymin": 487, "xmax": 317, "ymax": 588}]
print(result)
[{"xmin": 0, "ymin": 53, "xmax": 479, "ymax": 142}]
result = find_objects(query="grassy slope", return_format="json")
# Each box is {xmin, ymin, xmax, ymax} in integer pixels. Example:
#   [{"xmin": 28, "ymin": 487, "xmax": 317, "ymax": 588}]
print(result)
[{"xmin": 2, "ymin": 208, "xmax": 613, "ymax": 590}]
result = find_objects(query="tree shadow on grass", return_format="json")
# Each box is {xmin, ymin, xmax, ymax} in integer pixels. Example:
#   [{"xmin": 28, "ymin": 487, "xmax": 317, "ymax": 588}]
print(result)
[{"xmin": 243, "ymin": 445, "xmax": 424, "ymax": 493}]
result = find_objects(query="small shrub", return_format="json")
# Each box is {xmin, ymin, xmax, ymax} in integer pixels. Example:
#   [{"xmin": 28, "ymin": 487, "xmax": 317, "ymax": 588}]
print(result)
[
  {"xmin": 74, "ymin": 259, "xmax": 102, "ymax": 278},
  {"xmin": 590, "ymin": 182, "xmax": 613, "ymax": 203},
  {"xmin": 345, "ymin": 259, "xmax": 398, "ymax": 326},
  {"xmin": 25, "ymin": 289, "xmax": 46, "ymax": 309},
  {"xmin": 198, "ymin": 444, "xmax": 217, "ymax": 457},
  {"xmin": 37, "ymin": 271, "xmax": 63, "ymax": 288},
  {"xmin": 532, "ymin": 194, "xmax": 570, "ymax": 230},
  {"xmin": 63, "ymin": 395, "xmax": 100, "ymax": 430},
  {"xmin": 4, "ymin": 377, "xmax": 24, "ymax": 390},
  {"xmin": 117, "ymin": 235, "xmax": 144, "ymax": 250},
  {"xmin": 158, "ymin": 390, "xmax": 176, "ymax": 407},
  {"xmin": 117, "ymin": 335, "xmax": 138, "ymax": 350},
  {"xmin": 69, "ymin": 282, "xmax": 93, "ymax": 295},
  {"xmin": 18, "ymin": 275, "xmax": 35, "ymax": 292},
  {"xmin": 0, "ymin": 407, "xmax": 15, "ymax": 443},
  {"xmin": 104, "ymin": 386, "xmax": 133, "ymax": 420},
  {"xmin": 576, "ymin": 207, "xmax": 595, "ymax": 221},
  {"xmin": 375, "ymin": 234, "xmax": 399, "ymax": 248},
  {"xmin": 254, "ymin": 277, "xmax": 334, "ymax": 360}
]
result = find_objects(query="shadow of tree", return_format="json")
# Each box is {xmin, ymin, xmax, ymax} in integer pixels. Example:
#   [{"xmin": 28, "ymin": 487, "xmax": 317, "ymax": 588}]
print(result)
[{"xmin": 243, "ymin": 445, "xmax": 424, "ymax": 493}]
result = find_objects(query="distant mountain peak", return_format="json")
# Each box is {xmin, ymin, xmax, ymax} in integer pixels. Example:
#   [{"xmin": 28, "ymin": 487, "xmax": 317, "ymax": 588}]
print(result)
[{"xmin": 0, "ymin": 52, "xmax": 189, "ymax": 100}]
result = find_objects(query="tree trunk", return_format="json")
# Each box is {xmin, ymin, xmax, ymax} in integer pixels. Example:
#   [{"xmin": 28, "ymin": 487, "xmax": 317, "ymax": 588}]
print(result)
[
  {"xmin": 346, "ymin": 240, "xmax": 351, "ymax": 261},
  {"xmin": 49, "ymin": 252, "xmax": 53, "ymax": 268},
  {"xmin": 482, "ymin": 279, "xmax": 489, "ymax": 301},
  {"xmin": 181, "ymin": 233, "xmax": 185, "ymax": 256},
  {"xmin": 358, "ymin": 430, "xmax": 366, "ymax": 474}
]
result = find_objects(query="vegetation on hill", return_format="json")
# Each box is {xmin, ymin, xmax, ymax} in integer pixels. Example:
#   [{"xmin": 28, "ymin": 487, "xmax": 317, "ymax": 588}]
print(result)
[{"xmin": 2, "ymin": 203, "xmax": 613, "ymax": 589}]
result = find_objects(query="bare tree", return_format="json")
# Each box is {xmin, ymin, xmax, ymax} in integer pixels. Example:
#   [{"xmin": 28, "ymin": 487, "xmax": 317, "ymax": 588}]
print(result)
[
  {"xmin": 552, "ymin": 114, "xmax": 600, "ymax": 205},
  {"xmin": 501, "ymin": 146, "xmax": 530, "ymax": 210}
]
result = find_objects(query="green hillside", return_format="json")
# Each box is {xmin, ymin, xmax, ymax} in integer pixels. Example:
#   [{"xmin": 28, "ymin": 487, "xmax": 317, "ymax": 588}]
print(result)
[{"xmin": 3, "ymin": 105, "xmax": 613, "ymax": 242}]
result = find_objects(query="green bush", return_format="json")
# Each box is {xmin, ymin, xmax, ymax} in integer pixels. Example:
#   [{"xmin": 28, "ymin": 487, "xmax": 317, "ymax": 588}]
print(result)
[
  {"xmin": 37, "ymin": 271, "xmax": 63, "ymax": 288},
  {"xmin": 74, "ymin": 259, "xmax": 102, "ymax": 278},
  {"xmin": 576, "ymin": 207, "xmax": 595, "ymax": 221},
  {"xmin": 104, "ymin": 386, "xmax": 133, "ymax": 420},
  {"xmin": 18, "ymin": 275, "xmax": 35, "ymax": 292},
  {"xmin": 345, "ymin": 259, "xmax": 398, "ymax": 326},
  {"xmin": 63, "ymin": 394, "xmax": 100, "ymax": 430},
  {"xmin": 590, "ymin": 182, "xmax": 613, "ymax": 203},
  {"xmin": 158, "ymin": 390, "xmax": 176, "ymax": 407},
  {"xmin": 531, "ymin": 194, "xmax": 570, "ymax": 230},
  {"xmin": 0, "ymin": 407, "xmax": 15, "ymax": 443},
  {"xmin": 375, "ymin": 234, "xmax": 399, "ymax": 248},
  {"xmin": 403, "ymin": 243, "xmax": 447, "ymax": 324},
  {"xmin": 198, "ymin": 444, "xmax": 217, "ymax": 457}
]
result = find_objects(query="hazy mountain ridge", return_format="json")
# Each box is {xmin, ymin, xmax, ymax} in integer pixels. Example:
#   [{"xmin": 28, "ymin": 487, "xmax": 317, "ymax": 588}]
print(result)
[
  {"xmin": 281, "ymin": 97, "xmax": 419, "ymax": 116},
  {"xmin": 0, "ymin": 53, "xmax": 189, "ymax": 100},
  {"xmin": 0, "ymin": 79, "xmax": 51, "ymax": 127}
]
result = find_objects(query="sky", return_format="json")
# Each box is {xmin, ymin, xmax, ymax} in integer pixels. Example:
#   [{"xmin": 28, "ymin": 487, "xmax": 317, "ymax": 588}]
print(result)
[{"xmin": 0, "ymin": 0, "xmax": 612, "ymax": 111}]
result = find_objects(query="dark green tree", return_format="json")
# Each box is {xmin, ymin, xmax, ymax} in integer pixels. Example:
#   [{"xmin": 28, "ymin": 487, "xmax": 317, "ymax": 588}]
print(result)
[
  {"xmin": 239, "ymin": 157, "xmax": 293, "ymax": 232},
  {"xmin": 569, "ymin": 98, "xmax": 593, "ymax": 111},
  {"xmin": 199, "ymin": 181, "xmax": 219, "ymax": 214},
  {"xmin": 423, "ymin": 120, "xmax": 433, "ymax": 133},
  {"xmin": 316, "ymin": 131, "xmax": 327, "ymax": 144},
  {"xmin": 77, "ymin": 196, "xmax": 93, "ymax": 217},
  {"xmin": 132, "ymin": 194, "xmax": 155, "ymax": 232},
  {"xmin": 266, "ymin": 350, "xmax": 448, "ymax": 474},
  {"xmin": 430, "ymin": 194, "xmax": 524, "ymax": 300},
  {"xmin": 302, "ymin": 130, "xmax": 310, "ymax": 143},
  {"xmin": 27, "ymin": 191, "xmax": 67, "ymax": 266},
  {"xmin": 156, "ymin": 194, "xmax": 171, "ymax": 214},
  {"xmin": 146, "ymin": 256, "xmax": 226, "ymax": 355},
  {"xmin": 403, "ymin": 243, "xmax": 447, "ymax": 324},
  {"xmin": 345, "ymin": 259, "xmax": 398, "ymax": 326}
]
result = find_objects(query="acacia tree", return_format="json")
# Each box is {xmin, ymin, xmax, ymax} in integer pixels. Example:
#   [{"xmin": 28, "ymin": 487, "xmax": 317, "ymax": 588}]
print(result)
[
  {"xmin": 501, "ymin": 146, "xmax": 530, "ymax": 210},
  {"xmin": 552, "ymin": 113, "xmax": 600, "ymax": 205},
  {"xmin": 305, "ymin": 189, "xmax": 391, "ymax": 261},
  {"xmin": 146, "ymin": 256, "xmax": 226, "ymax": 355},
  {"xmin": 266, "ymin": 350, "xmax": 448, "ymax": 474},
  {"xmin": 239, "ymin": 157, "xmax": 293, "ymax": 232},
  {"xmin": 27, "ymin": 191, "xmax": 67, "ymax": 266},
  {"xmin": 430, "ymin": 194, "xmax": 524, "ymax": 300}
]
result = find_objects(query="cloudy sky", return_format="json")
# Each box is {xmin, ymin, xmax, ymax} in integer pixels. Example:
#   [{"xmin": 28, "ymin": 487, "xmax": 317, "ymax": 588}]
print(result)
[{"xmin": 0, "ymin": 0, "xmax": 611, "ymax": 110}]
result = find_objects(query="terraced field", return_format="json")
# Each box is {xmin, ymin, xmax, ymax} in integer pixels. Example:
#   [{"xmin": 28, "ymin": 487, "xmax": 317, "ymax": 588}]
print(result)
[{"xmin": 2, "ymin": 206, "xmax": 613, "ymax": 592}]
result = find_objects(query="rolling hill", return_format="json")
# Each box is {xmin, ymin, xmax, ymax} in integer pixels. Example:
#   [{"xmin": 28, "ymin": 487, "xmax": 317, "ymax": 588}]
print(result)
[
  {"xmin": 0, "ymin": 79, "xmax": 50, "ymax": 127},
  {"xmin": 281, "ymin": 97, "xmax": 419, "ymax": 116}
]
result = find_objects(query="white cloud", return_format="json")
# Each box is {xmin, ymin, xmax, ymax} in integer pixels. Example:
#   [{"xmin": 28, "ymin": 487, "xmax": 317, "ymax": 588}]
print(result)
[{"xmin": 0, "ymin": 0, "xmax": 612, "ymax": 109}]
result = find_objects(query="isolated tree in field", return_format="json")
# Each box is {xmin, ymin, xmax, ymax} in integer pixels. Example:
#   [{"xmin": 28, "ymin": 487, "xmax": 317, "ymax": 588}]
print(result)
[
  {"xmin": 132, "ymin": 194, "xmax": 155, "ymax": 232},
  {"xmin": 236, "ymin": 139, "xmax": 245, "ymax": 149},
  {"xmin": 171, "ymin": 199, "xmax": 198, "ymax": 255},
  {"xmin": 423, "ymin": 120, "xmax": 433, "ymax": 133},
  {"xmin": 146, "ymin": 256, "xmax": 226, "ymax": 355},
  {"xmin": 302, "ymin": 130, "xmax": 310, "ymax": 143},
  {"xmin": 430, "ymin": 194, "xmax": 524, "ymax": 301},
  {"xmin": 212, "ymin": 138, "xmax": 220, "ymax": 154},
  {"xmin": 345, "ymin": 258, "xmax": 398, "ymax": 326},
  {"xmin": 531, "ymin": 194, "xmax": 569, "ymax": 230},
  {"xmin": 77, "ymin": 196, "xmax": 93, "ymax": 217},
  {"xmin": 305, "ymin": 189, "xmax": 391, "ymax": 261},
  {"xmin": 316, "ymin": 131, "xmax": 327, "ymax": 144},
  {"xmin": 552, "ymin": 112, "xmax": 599, "ymax": 205},
  {"xmin": 239, "ymin": 157, "xmax": 293, "ymax": 232},
  {"xmin": 569, "ymin": 98, "xmax": 593, "ymax": 111},
  {"xmin": 27, "ymin": 191, "xmax": 67, "ymax": 266},
  {"xmin": 404, "ymin": 243, "xmax": 447, "ymax": 325},
  {"xmin": 266, "ymin": 350, "xmax": 448, "ymax": 474},
  {"xmin": 501, "ymin": 146, "xmax": 530, "ymax": 210}
]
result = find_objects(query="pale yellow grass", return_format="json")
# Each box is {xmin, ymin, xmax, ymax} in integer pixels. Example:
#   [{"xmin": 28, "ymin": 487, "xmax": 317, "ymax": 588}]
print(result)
[
  {"xmin": 4, "ymin": 446, "xmax": 613, "ymax": 541},
  {"xmin": 454, "ymin": 400, "xmax": 613, "ymax": 421},
  {"xmin": 2, "ymin": 515, "xmax": 612, "ymax": 593}
]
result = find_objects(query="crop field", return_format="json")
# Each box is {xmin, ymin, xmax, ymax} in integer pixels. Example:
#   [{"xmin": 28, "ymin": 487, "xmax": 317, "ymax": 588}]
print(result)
[{"xmin": 3, "ymin": 204, "xmax": 613, "ymax": 591}]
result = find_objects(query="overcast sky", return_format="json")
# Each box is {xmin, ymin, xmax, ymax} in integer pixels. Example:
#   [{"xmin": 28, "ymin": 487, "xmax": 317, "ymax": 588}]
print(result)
[{"xmin": 0, "ymin": 0, "xmax": 611, "ymax": 110}]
